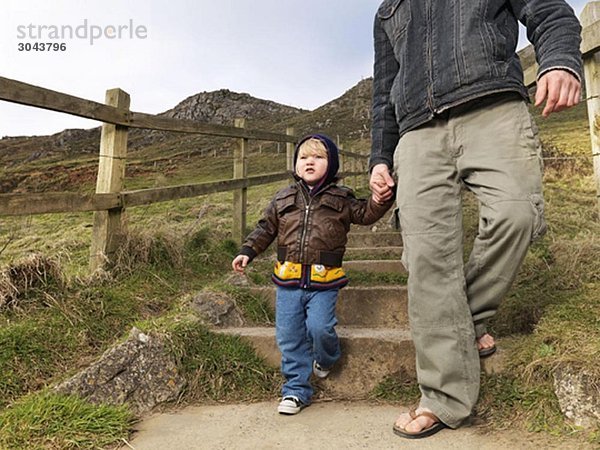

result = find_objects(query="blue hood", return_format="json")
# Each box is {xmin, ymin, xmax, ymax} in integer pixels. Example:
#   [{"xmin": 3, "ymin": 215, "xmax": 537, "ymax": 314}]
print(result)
[{"xmin": 293, "ymin": 134, "xmax": 340, "ymax": 194}]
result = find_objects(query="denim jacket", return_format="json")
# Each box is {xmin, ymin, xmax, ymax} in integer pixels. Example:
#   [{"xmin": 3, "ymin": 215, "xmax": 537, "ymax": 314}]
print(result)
[{"xmin": 370, "ymin": 0, "xmax": 583, "ymax": 170}]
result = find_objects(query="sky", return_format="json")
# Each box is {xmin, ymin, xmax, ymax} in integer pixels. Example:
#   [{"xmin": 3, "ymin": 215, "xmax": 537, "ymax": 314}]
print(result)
[{"xmin": 0, "ymin": 0, "xmax": 589, "ymax": 137}]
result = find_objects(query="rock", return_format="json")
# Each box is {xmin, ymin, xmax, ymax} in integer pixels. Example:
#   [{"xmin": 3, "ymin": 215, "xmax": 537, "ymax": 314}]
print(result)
[
  {"xmin": 553, "ymin": 365, "xmax": 600, "ymax": 429},
  {"xmin": 189, "ymin": 291, "xmax": 245, "ymax": 327},
  {"xmin": 224, "ymin": 272, "xmax": 251, "ymax": 287},
  {"xmin": 54, "ymin": 327, "xmax": 185, "ymax": 415}
]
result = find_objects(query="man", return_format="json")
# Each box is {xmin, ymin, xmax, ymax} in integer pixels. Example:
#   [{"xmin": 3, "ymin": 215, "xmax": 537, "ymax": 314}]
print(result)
[{"xmin": 369, "ymin": 0, "xmax": 582, "ymax": 439}]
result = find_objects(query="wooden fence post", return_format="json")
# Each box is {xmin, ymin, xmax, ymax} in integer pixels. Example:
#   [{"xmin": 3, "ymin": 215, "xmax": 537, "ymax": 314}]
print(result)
[
  {"xmin": 339, "ymin": 146, "xmax": 345, "ymax": 181},
  {"xmin": 581, "ymin": 2, "xmax": 600, "ymax": 217},
  {"xmin": 233, "ymin": 118, "xmax": 248, "ymax": 245},
  {"xmin": 350, "ymin": 156, "xmax": 358, "ymax": 190},
  {"xmin": 364, "ymin": 150, "xmax": 369, "ymax": 189},
  {"xmin": 286, "ymin": 127, "xmax": 295, "ymax": 172},
  {"xmin": 89, "ymin": 88, "xmax": 130, "ymax": 272}
]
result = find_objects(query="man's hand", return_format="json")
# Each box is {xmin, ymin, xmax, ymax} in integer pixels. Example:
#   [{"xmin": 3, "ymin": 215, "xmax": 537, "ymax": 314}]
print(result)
[
  {"xmin": 232, "ymin": 255, "xmax": 250, "ymax": 274},
  {"xmin": 370, "ymin": 163, "xmax": 395, "ymax": 204},
  {"xmin": 535, "ymin": 70, "xmax": 581, "ymax": 117}
]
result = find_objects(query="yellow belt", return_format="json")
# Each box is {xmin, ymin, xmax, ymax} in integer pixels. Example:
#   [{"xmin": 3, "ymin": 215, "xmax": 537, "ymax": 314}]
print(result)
[{"xmin": 273, "ymin": 261, "xmax": 346, "ymax": 284}]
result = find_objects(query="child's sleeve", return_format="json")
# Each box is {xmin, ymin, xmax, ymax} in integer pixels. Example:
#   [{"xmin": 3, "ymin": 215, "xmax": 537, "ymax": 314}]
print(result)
[
  {"xmin": 348, "ymin": 190, "xmax": 395, "ymax": 226},
  {"xmin": 238, "ymin": 198, "xmax": 279, "ymax": 262}
]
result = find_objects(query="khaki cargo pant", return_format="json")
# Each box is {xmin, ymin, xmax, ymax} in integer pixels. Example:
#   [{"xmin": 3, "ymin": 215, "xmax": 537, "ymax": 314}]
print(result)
[{"xmin": 393, "ymin": 94, "xmax": 546, "ymax": 428}]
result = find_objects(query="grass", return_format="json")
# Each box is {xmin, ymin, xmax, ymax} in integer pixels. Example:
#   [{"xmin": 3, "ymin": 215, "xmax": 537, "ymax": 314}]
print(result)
[
  {"xmin": 344, "ymin": 270, "xmax": 408, "ymax": 286},
  {"xmin": 155, "ymin": 320, "xmax": 280, "ymax": 403},
  {"xmin": 214, "ymin": 283, "xmax": 275, "ymax": 325},
  {"xmin": 370, "ymin": 372, "xmax": 420, "ymax": 404},
  {"xmin": 0, "ymin": 392, "xmax": 133, "ymax": 449},
  {"xmin": 0, "ymin": 216, "xmax": 284, "ymax": 447}
]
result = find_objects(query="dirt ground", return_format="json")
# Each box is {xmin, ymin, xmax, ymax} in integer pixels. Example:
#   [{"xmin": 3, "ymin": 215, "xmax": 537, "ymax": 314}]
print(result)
[{"xmin": 127, "ymin": 401, "xmax": 593, "ymax": 450}]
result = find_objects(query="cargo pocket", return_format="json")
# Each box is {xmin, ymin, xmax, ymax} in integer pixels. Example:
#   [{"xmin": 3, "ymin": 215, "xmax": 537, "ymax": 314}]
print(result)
[
  {"xmin": 519, "ymin": 102, "xmax": 544, "ymax": 173},
  {"xmin": 400, "ymin": 242, "xmax": 409, "ymax": 272},
  {"xmin": 389, "ymin": 206, "xmax": 401, "ymax": 231},
  {"xmin": 529, "ymin": 193, "xmax": 547, "ymax": 242},
  {"xmin": 392, "ymin": 206, "xmax": 409, "ymax": 272}
]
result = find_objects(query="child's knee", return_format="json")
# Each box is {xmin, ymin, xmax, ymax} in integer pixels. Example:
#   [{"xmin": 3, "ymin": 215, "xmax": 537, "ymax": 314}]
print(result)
[{"xmin": 306, "ymin": 319, "xmax": 336, "ymax": 341}]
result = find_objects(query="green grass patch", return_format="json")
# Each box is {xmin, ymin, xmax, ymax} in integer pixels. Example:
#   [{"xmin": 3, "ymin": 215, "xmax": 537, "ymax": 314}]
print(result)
[
  {"xmin": 162, "ymin": 320, "xmax": 280, "ymax": 403},
  {"xmin": 0, "ymin": 316, "xmax": 79, "ymax": 409},
  {"xmin": 213, "ymin": 284, "xmax": 275, "ymax": 325},
  {"xmin": 345, "ymin": 270, "xmax": 407, "ymax": 286},
  {"xmin": 370, "ymin": 372, "xmax": 420, "ymax": 404},
  {"xmin": 477, "ymin": 373, "xmax": 584, "ymax": 437},
  {"xmin": 0, "ymin": 392, "xmax": 133, "ymax": 449}
]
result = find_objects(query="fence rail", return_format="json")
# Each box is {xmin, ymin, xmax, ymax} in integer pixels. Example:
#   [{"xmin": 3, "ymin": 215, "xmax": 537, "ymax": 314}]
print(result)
[
  {"xmin": 2, "ymin": 2, "xmax": 600, "ymax": 271},
  {"xmin": 0, "ymin": 78, "xmax": 368, "ymax": 270}
]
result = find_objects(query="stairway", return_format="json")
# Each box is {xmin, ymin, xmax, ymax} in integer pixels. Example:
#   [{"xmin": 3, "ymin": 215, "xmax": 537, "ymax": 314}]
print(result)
[{"xmin": 217, "ymin": 216, "xmax": 418, "ymax": 399}]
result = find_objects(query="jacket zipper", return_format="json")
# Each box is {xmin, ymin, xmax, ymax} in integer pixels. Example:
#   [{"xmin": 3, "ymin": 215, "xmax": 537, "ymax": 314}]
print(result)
[{"xmin": 298, "ymin": 185, "xmax": 312, "ymax": 288}]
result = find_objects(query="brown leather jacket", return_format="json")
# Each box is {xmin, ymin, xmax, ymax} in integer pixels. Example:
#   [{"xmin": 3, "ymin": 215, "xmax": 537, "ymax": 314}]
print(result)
[{"xmin": 240, "ymin": 180, "xmax": 394, "ymax": 266}]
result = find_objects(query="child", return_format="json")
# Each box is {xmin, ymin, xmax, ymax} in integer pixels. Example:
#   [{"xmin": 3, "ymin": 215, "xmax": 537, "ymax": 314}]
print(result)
[{"xmin": 232, "ymin": 134, "xmax": 393, "ymax": 415}]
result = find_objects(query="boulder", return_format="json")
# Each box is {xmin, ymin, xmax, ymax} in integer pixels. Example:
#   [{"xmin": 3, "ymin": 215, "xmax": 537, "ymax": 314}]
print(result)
[
  {"xmin": 553, "ymin": 365, "xmax": 600, "ymax": 429},
  {"xmin": 55, "ymin": 327, "xmax": 185, "ymax": 415}
]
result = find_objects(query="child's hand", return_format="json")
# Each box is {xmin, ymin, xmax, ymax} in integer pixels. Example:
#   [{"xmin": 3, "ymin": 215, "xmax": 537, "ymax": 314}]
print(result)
[
  {"xmin": 372, "ymin": 194, "xmax": 385, "ymax": 205},
  {"xmin": 232, "ymin": 255, "xmax": 250, "ymax": 273}
]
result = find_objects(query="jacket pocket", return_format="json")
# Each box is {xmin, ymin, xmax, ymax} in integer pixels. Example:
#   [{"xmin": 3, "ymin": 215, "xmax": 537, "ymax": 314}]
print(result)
[
  {"xmin": 377, "ymin": 0, "xmax": 410, "ymax": 39},
  {"xmin": 275, "ymin": 192, "xmax": 296, "ymax": 215},
  {"xmin": 320, "ymin": 195, "xmax": 344, "ymax": 212}
]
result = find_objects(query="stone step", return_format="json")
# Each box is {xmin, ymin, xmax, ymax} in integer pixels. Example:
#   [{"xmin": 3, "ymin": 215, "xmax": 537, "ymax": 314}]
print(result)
[
  {"xmin": 214, "ymin": 326, "xmax": 416, "ymax": 399},
  {"xmin": 352, "ymin": 211, "xmax": 397, "ymax": 232},
  {"xmin": 344, "ymin": 246, "xmax": 402, "ymax": 260},
  {"xmin": 346, "ymin": 231, "xmax": 402, "ymax": 248},
  {"xmin": 344, "ymin": 259, "xmax": 406, "ymax": 274},
  {"xmin": 249, "ymin": 286, "xmax": 408, "ymax": 328}
]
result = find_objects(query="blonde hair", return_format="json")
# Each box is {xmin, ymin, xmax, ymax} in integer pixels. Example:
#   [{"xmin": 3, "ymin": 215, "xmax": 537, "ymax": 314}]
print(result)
[{"xmin": 297, "ymin": 138, "xmax": 328, "ymax": 159}]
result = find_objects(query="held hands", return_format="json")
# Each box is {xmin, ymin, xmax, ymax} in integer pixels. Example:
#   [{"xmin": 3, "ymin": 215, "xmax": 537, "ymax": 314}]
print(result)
[
  {"xmin": 232, "ymin": 255, "xmax": 250, "ymax": 274},
  {"xmin": 370, "ymin": 163, "xmax": 395, "ymax": 204},
  {"xmin": 535, "ymin": 70, "xmax": 581, "ymax": 117}
]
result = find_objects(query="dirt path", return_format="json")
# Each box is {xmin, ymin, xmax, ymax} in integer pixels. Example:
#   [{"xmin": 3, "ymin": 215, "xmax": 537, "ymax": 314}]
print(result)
[{"xmin": 128, "ymin": 401, "xmax": 591, "ymax": 449}]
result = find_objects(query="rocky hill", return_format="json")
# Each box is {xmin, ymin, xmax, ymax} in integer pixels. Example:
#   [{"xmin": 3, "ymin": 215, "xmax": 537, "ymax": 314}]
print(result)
[{"xmin": 162, "ymin": 89, "xmax": 305, "ymax": 124}]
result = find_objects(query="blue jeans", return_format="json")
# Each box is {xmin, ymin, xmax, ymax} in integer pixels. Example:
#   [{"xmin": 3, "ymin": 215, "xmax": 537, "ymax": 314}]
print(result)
[{"xmin": 275, "ymin": 287, "xmax": 341, "ymax": 404}]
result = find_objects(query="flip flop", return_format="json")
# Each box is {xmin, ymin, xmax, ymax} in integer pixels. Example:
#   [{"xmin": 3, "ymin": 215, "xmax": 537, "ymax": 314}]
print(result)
[
  {"xmin": 479, "ymin": 345, "xmax": 497, "ymax": 358},
  {"xmin": 393, "ymin": 409, "xmax": 447, "ymax": 439}
]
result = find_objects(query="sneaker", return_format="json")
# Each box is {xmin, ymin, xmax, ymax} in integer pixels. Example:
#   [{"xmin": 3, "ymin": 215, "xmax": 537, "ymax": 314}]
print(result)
[
  {"xmin": 313, "ymin": 361, "xmax": 331, "ymax": 379},
  {"xmin": 277, "ymin": 396, "xmax": 305, "ymax": 415}
]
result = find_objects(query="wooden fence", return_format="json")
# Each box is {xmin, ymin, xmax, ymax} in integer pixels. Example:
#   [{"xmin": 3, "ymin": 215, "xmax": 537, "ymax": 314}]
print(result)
[
  {"xmin": 515, "ymin": 2, "xmax": 600, "ymax": 216},
  {"xmin": 2, "ymin": 2, "xmax": 600, "ymax": 271},
  {"xmin": 0, "ymin": 80, "xmax": 367, "ymax": 271}
]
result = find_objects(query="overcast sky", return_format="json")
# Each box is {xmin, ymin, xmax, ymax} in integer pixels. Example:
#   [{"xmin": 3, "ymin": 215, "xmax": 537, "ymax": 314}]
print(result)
[{"xmin": 0, "ymin": 0, "xmax": 589, "ymax": 137}]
